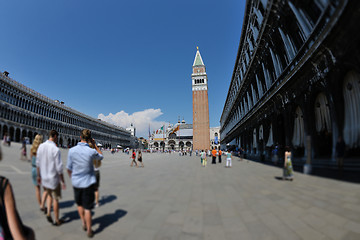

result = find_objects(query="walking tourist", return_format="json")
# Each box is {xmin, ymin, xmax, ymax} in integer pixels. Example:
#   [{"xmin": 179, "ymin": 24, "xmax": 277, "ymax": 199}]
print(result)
[
  {"xmin": 20, "ymin": 138, "xmax": 27, "ymax": 160},
  {"xmin": 0, "ymin": 146, "xmax": 35, "ymax": 240},
  {"xmin": 67, "ymin": 129, "xmax": 103, "ymax": 238},
  {"xmin": 211, "ymin": 147, "xmax": 217, "ymax": 164},
  {"xmin": 94, "ymin": 161, "xmax": 101, "ymax": 208},
  {"xmin": 336, "ymin": 136, "xmax": 346, "ymax": 170},
  {"xmin": 283, "ymin": 146, "xmax": 293, "ymax": 181},
  {"xmin": 88, "ymin": 141, "xmax": 101, "ymax": 208},
  {"xmin": 30, "ymin": 134, "xmax": 48, "ymax": 212},
  {"xmin": 3, "ymin": 133, "xmax": 11, "ymax": 146},
  {"xmin": 137, "ymin": 150, "xmax": 144, "ymax": 167},
  {"xmin": 200, "ymin": 150, "xmax": 207, "ymax": 167},
  {"xmin": 225, "ymin": 150, "xmax": 232, "ymax": 168},
  {"xmin": 36, "ymin": 130, "xmax": 66, "ymax": 226},
  {"xmin": 130, "ymin": 150, "xmax": 137, "ymax": 167},
  {"xmin": 218, "ymin": 149, "xmax": 222, "ymax": 163},
  {"xmin": 239, "ymin": 147, "xmax": 244, "ymax": 161}
]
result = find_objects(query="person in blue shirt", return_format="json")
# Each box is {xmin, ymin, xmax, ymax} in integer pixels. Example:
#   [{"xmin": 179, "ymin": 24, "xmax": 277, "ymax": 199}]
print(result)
[{"xmin": 67, "ymin": 129, "xmax": 103, "ymax": 238}]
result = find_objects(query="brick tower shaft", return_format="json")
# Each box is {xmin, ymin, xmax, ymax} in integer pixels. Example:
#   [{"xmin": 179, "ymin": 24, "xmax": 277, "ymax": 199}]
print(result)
[{"xmin": 192, "ymin": 47, "xmax": 210, "ymax": 151}]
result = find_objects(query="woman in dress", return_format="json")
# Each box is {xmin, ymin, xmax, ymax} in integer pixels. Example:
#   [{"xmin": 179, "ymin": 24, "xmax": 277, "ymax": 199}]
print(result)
[
  {"xmin": 30, "ymin": 134, "xmax": 48, "ymax": 212},
  {"xmin": 283, "ymin": 146, "xmax": 294, "ymax": 180}
]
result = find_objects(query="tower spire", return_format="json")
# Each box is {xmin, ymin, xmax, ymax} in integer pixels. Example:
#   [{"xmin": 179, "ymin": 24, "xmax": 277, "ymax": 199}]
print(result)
[{"xmin": 193, "ymin": 47, "xmax": 205, "ymax": 66}]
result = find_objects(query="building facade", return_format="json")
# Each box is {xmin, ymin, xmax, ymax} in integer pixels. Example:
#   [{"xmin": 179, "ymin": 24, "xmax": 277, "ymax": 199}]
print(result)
[
  {"xmin": 149, "ymin": 120, "xmax": 193, "ymax": 151},
  {"xmin": 192, "ymin": 47, "xmax": 210, "ymax": 151},
  {"xmin": 0, "ymin": 71, "xmax": 132, "ymax": 148},
  {"xmin": 220, "ymin": 0, "xmax": 360, "ymax": 169}
]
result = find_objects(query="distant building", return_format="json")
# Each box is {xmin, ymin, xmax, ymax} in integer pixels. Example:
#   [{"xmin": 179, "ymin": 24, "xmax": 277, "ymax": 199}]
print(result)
[
  {"xmin": 192, "ymin": 47, "xmax": 210, "ymax": 151},
  {"xmin": 148, "ymin": 119, "xmax": 219, "ymax": 152},
  {"xmin": 210, "ymin": 127, "xmax": 220, "ymax": 150},
  {"xmin": 149, "ymin": 119, "xmax": 193, "ymax": 151}
]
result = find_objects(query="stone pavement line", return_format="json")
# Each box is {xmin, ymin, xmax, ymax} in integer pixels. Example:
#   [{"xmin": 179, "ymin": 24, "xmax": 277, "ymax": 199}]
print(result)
[{"xmin": 1, "ymin": 143, "xmax": 360, "ymax": 240}]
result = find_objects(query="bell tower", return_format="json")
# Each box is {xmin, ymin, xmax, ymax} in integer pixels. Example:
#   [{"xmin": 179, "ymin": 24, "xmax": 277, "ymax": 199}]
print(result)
[{"xmin": 192, "ymin": 47, "xmax": 210, "ymax": 151}]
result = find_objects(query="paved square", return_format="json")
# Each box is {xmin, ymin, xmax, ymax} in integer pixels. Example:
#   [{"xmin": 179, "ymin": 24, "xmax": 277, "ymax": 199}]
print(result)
[{"xmin": 1, "ymin": 143, "xmax": 360, "ymax": 240}]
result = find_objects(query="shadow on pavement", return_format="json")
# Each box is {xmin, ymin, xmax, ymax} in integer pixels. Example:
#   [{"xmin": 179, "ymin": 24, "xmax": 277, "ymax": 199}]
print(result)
[
  {"xmin": 61, "ymin": 210, "xmax": 80, "ymax": 223},
  {"xmin": 59, "ymin": 200, "xmax": 75, "ymax": 209},
  {"xmin": 93, "ymin": 209, "xmax": 127, "ymax": 234},
  {"xmin": 99, "ymin": 195, "xmax": 117, "ymax": 206},
  {"xmin": 274, "ymin": 176, "xmax": 285, "ymax": 181}
]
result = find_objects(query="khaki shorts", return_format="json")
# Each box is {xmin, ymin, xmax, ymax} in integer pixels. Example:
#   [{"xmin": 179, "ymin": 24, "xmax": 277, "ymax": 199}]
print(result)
[{"xmin": 45, "ymin": 184, "xmax": 61, "ymax": 200}]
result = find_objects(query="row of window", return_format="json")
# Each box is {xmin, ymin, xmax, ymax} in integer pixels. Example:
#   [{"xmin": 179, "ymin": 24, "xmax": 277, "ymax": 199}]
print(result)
[
  {"xmin": 0, "ymin": 105, "xmax": 129, "ymax": 144},
  {"xmin": 194, "ymin": 79, "xmax": 205, "ymax": 84},
  {"xmin": 0, "ymin": 78, "xmax": 129, "ymax": 138}
]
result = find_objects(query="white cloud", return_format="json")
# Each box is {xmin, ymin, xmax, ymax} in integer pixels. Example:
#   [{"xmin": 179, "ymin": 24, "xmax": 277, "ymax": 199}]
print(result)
[{"xmin": 98, "ymin": 108, "xmax": 167, "ymax": 138}]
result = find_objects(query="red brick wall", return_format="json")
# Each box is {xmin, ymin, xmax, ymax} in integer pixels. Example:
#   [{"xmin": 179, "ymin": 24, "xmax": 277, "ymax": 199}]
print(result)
[{"xmin": 193, "ymin": 89, "xmax": 210, "ymax": 151}]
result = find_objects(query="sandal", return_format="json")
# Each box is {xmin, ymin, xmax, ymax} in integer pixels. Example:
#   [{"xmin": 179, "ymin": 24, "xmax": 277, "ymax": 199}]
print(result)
[
  {"xmin": 40, "ymin": 207, "xmax": 47, "ymax": 214},
  {"xmin": 87, "ymin": 230, "xmax": 94, "ymax": 238},
  {"xmin": 54, "ymin": 219, "xmax": 64, "ymax": 226},
  {"xmin": 46, "ymin": 215, "xmax": 53, "ymax": 224}
]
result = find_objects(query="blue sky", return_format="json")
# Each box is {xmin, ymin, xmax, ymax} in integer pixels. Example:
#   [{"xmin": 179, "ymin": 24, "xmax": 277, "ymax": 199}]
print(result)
[{"xmin": 0, "ymin": 0, "xmax": 245, "ymax": 138}]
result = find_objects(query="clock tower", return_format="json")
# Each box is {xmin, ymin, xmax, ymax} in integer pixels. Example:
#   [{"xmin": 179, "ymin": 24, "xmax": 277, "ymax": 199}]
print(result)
[{"xmin": 192, "ymin": 47, "xmax": 210, "ymax": 151}]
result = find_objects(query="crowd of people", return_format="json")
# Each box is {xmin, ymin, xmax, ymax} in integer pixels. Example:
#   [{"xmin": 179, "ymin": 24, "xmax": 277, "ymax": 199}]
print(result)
[
  {"xmin": 1, "ymin": 129, "xmax": 103, "ymax": 239},
  {"xmin": 3, "ymin": 128, "xmax": 349, "ymax": 239}
]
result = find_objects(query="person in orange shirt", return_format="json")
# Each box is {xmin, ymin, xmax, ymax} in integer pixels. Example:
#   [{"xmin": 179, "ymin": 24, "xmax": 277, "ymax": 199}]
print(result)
[
  {"xmin": 211, "ymin": 147, "xmax": 217, "ymax": 164},
  {"xmin": 218, "ymin": 149, "xmax": 222, "ymax": 164}
]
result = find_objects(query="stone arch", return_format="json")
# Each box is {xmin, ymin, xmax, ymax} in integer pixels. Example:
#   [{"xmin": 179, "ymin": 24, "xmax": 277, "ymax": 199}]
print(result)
[
  {"xmin": 59, "ymin": 137, "xmax": 64, "ymax": 147},
  {"xmin": 343, "ymin": 71, "xmax": 360, "ymax": 149},
  {"xmin": 15, "ymin": 128, "xmax": 21, "ymax": 142},
  {"xmin": 179, "ymin": 141, "xmax": 184, "ymax": 150},
  {"xmin": 253, "ymin": 128, "xmax": 257, "ymax": 151},
  {"xmin": 9, "ymin": 126, "xmax": 15, "ymax": 142},
  {"xmin": 292, "ymin": 106, "xmax": 305, "ymax": 157},
  {"xmin": 292, "ymin": 106, "xmax": 305, "ymax": 148},
  {"xmin": 185, "ymin": 141, "xmax": 192, "ymax": 148},
  {"xmin": 314, "ymin": 92, "xmax": 332, "ymax": 133},
  {"xmin": 168, "ymin": 140, "xmax": 176, "ymax": 150},
  {"xmin": 2, "ymin": 125, "xmax": 8, "ymax": 139},
  {"xmin": 169, "ymin": 133, "xmax": 176, "ymax": 139},
  {"xmin": 28, "ymin": 131, "xmax": 33, "ymax": 144},
  {"xmin": 313, "ymin": 92, "xmax": 332, "ymax": 157},
  {"xmin": 21, "ymin": 129, "xmax": 27, "ymax": 141},
  {"xmin": 154, "ymin": 142, "xmax": 159, "ymax": 147}
]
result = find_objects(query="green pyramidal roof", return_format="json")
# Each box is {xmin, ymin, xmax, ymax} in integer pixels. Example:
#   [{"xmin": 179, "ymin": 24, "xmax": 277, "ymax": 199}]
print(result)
[{"xmin": 193, "ymin": 48, "xmax": 205, "ymax": 66}]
